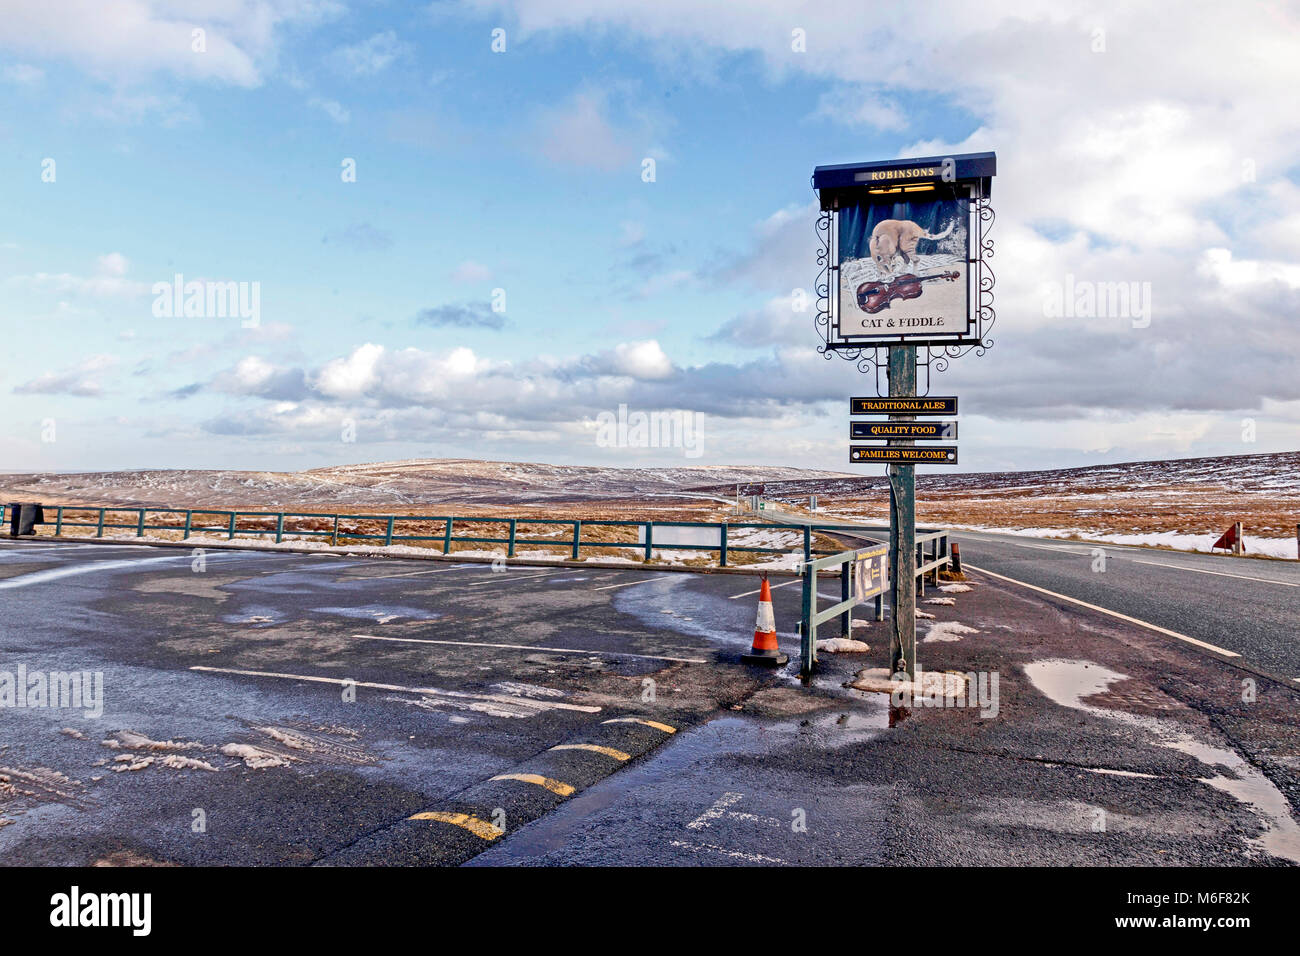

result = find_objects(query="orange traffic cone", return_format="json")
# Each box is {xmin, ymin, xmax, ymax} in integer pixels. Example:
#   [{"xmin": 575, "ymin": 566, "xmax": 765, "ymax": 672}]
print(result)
[{"xmin": 741, "ymin": 576, "xmax": 788, "ymax": 666}]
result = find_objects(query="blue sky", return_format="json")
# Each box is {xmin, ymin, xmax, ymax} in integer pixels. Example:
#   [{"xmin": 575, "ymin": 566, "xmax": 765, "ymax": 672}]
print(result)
[{"xmin": 3, "ymin": 1, "xmax": 1300, "ymax": 475}]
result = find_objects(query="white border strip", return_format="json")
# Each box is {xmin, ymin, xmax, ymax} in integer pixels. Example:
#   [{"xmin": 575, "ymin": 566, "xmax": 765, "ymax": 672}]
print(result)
[{"xmin": 967, "ymin": 563, "xmax": 1240, "ymax": 658}]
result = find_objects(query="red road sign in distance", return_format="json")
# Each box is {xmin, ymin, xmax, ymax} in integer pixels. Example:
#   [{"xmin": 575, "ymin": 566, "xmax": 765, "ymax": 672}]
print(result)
[
  {"xmin": 850, "ymin": 396, "xmax": 957, "ymax": 415},
  {"xmin": 851, "ymin": 445, "xmax": 958, "ymax": 465},
  {"xmin": 851, "ymin": 421, "xmax": 956, "ymax": 440}
]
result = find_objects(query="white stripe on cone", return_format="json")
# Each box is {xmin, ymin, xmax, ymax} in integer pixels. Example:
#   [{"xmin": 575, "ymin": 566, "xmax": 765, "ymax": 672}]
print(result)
[{"xmin": 755, "ymin": 599, "xmax": 776, "ymax": 633}]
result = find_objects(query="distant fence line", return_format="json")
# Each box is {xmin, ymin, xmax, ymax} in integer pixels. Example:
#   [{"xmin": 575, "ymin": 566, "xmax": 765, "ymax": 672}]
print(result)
[{"xmin": 2, "ymin": 504, "xmax": 887, "ymax": 568}]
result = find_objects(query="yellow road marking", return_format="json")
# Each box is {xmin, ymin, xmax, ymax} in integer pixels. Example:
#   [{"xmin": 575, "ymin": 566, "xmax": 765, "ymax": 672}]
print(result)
[
  {"xmin": 490, "ymin": 773, "xmax": 576, "ymax": 797},
  {"xmin": 408, "ymin": 811, "xmax": 503, "ymax": 840},
  {"xmin": 602, "ymin": 717, "xmax": 677, "ymax": 733},
  {"xmin": 549, "ymin": 743, "xmax": 631, "ymax": 761}
]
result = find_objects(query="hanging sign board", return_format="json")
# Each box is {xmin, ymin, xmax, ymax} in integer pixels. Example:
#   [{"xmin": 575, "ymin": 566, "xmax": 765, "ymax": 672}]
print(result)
[
  {"xmin": 813, "ymin": 152, "xmax": 995, "ymax": 350},
  {"xmin": 850, "ymin": 446, "xmax": 958, "ymax": 465},
  {"xmin": 851, "ymin": 421, "xmax": 956, "ymax": 440},
  {"xmin": 851, "ymin": 396, "xmax": 957, "ymax": 415}
]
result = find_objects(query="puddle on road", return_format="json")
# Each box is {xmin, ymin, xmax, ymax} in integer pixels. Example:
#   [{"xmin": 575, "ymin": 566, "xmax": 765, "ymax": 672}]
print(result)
[
  {"xmin": 800, "ymin": 702, "xmax": 889, "ymax": 747},
  {"xmin": 221, "ymin": 605, "xmax": 290, "ymax": 627},
  {"xmin": 310, "ymin": 605, "xmax": 442, "ymax": 624},
  {"xmin": 1023, "ymin": 659, "xmax": 1128, "ymax": 710},
  {"xmin": 1024, "ymin": 658, "xmax": 1300, "ymax": 864}
]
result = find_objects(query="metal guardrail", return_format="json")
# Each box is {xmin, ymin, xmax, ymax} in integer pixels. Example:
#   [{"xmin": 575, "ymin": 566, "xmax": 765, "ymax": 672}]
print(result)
[
  {"xmin": 797, "ymin": 527, "xmax": 952, "ymax": 676},
  {"xmin": 798, "ymin": 543, "xmax": 888, "ymax": 678},
  {"xmin": 0, "ymin": 504, "xmax": 880, "ymax": 569}
]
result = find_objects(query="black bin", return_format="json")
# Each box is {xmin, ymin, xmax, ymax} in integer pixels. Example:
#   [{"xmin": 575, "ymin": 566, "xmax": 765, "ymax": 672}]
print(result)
[{"xmin": 7, "ymin": 503, "xmax": 44, "ymax": 537}]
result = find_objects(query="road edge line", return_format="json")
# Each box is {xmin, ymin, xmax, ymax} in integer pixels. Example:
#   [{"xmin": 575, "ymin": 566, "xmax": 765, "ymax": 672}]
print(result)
[{"xmin": 965, "ymin": 562, "xmax": 1241, "ymax": 658}]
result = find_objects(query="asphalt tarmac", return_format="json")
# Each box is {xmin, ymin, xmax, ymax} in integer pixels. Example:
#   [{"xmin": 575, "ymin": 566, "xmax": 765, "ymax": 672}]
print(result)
[{"xmin": 1, "ymin": 537, "xmax": 1296, "ymax": 866}]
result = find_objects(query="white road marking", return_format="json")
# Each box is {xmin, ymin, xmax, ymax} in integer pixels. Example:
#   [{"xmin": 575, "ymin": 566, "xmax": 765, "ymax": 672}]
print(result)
[
  {"xmin": 340, "ymin": 565, "xmax": 476, "ymax": 580},
  {"xmin": 688, "ymin": 792, "xmax": 743, "ymax": 830},
  {"xmin": 728, "ymin": 579, "xmax": 801, "ymax": 599},
  {"xmin": 981, "ymin": 538, "xmax": 1094, "ymax": 555},
  {"xmin": 0, "ymin": 553, "xmax": 223, "ymax": 589},
  {"xmin": 466, "ymin": 569, "xmax": 570, "ymax": 587},
  {"xmin": 1130, "ymin": 559, "xmax": 1300, "ymax": 588},
  {"xmin": 0, "ymin": 544, "xmax": 104, "ymax": 552},
  {"xmin": 593, "ymin": 577, "xmax": 666, "ymax": 591},
  {"xmin": 188, "ymin": 666, "xmax": 603, "ymax": 713},
  {"xmin": 967, "ymin": 563, "xmax": 1240, "ymax": 658},
  {"xmin": 668, "ymin": 840, "xmax": 787, "ymax": 865},
  {"xmin": 349, "ymin": 633, "xmax": 707, "ymax": 664}
]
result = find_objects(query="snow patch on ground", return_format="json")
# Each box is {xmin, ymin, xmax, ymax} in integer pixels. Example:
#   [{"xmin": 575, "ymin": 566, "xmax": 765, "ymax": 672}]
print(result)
[
  {"xmin": 947, "ymin": 524, "xmax": 1299, "ymax": 560},
  {"xmin": 816, "ymin": 638, "xmax": 870, "ymax": 653},
  {"xmin": 922, "ymin": 622, "xmax": 981, "ymax": 643}
]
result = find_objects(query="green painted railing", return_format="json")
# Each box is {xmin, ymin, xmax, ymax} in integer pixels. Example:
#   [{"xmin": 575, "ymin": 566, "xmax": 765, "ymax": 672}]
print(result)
[
  {"xmin": 796, "ymin": 529, "xmax": 952, "ymax": 677},
  {"xmin": 1, "ymin": 503, "xmax": 877, "ymax": 568}
]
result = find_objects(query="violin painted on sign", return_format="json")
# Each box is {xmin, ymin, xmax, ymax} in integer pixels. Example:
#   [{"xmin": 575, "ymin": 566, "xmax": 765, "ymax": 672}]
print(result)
[{"xmin": 856, "ymin": 270, "xmax": 960, "ymax": 314}]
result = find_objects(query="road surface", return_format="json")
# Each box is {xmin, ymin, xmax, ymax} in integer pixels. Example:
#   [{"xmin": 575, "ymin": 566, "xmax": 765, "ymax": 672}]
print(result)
[
  {"xmin": 775, "ymin": 509, "xmax": 1300, "ymax": 685},
  {"xmin": 949, "ymin": 529, "xmax": 1300, "ymax": 684}
]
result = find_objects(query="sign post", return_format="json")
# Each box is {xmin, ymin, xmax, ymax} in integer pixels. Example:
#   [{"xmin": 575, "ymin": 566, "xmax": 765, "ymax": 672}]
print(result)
[
  {"xmin": 887, "ymin": 346, "xmax": 917, "ymax": 679},
  {"xmin": 812, "ymin": 150, "xmax": 996, "ymax": 683}
]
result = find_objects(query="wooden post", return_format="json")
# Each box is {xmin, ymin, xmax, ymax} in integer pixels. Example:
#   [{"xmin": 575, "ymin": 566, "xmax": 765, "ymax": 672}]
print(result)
[
  {"xmin": 887, "ymin": 345, "xmax": 917, "ymax": 680},
  {"xmin": 1234, "ymin": 521, "xmax": 1244, "ymax": 556}
]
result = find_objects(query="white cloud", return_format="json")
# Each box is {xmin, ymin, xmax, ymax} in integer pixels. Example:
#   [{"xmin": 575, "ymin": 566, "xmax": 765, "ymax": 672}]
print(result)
[
  {"xmin": 14, "ymin": 354, "xmax": 117, "ymax": 397},
  {"xmin": 313, "ymin": 343, "xmax": 386, "ymax": 399},
  {"xmin": 2, "ymin": 62, "xmax": 44, "ymax": 85},
  {"xmin": 603, "ymin": 340, "xmax": 674, "ymax": 380},
  {"xmin": 96, "ymin": 252, "xmax": 130, "ymax": 277},
  {"xmin": 812, "ymin": 88, "xmax": 905, "ymax": 131},
  {"xmin": 451, "ymin": 260, "xmax": 492, "ymax": 282},
  {"xmin": 329, "ymin": 30, "xmax": 408, "ymax": 76},
  {"xmin": 0, "ymin": 1, "xmax": 343, "ymax": 87},
  {"xmin": 534, "ymin": 90, "xmax": 637, "ymax": 170},
  {"xmin": 308, "ymin": 97, "xmax": 350, "ymax": 124}
]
